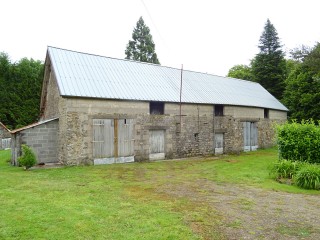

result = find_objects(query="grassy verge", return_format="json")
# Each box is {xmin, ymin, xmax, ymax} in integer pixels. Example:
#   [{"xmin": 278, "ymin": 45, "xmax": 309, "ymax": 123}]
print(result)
[
  {"xmin": 0, "ymin": 148, "xmax": 318, "ymax": 240},
  {"xmin": 201, "ymin": 148, "xmax": 320, "ymax": 194}
]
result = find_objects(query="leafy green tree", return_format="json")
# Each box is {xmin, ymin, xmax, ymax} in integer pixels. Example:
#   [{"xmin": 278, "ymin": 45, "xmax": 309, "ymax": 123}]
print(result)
[
  {"xmin": 289, "ymin": 45, "xmax": 311, "ymax": 62},
  {"xmin": 251, "ymin": 19, "xmax": 286, "ymax": 100},
  {"xmin": 227, "ymin": 64, "xmax": 253, "ymax": 81},
  {"xmin": 283, "ymin": 43, "xmax": 320, "ymax": 121},
  {"xmin": 0, "ymin": 53, "xmax": 44, "ymax": 129},
  {"xmin": 125, "ymin": 16, "xmax": 160, "ymax": 64}
]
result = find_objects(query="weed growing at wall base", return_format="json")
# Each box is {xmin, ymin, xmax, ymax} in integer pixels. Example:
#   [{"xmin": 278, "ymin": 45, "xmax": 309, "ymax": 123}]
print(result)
[{"xmin": 18, "ymin": 145, "xmax": 37, "ymax": 170}]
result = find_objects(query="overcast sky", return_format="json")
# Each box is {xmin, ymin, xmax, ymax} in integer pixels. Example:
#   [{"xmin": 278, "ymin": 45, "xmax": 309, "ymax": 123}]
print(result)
[{"xmin": 1, "ymin": 0, "xmax": 319, "ymax": 76}]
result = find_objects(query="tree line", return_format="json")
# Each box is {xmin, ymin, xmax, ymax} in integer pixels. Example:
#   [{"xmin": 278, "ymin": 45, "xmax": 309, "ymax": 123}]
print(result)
[
  {"xmin": 227, "ymin": 19, "xmax": 320, "ymax": 121},
  {"xmin": 0, "ymin": 53, "xmax": 43, "ymax": 129}
]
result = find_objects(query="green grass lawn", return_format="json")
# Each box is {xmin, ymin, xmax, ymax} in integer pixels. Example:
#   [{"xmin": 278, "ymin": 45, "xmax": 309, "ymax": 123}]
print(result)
[{"xmin": 0, "ymin": 148, "xmax": 318, "ymax": 240}]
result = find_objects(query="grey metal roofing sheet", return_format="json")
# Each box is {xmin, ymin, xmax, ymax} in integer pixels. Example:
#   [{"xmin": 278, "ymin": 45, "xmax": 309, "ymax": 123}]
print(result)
[{"xmin": 48, "ymin": 46, "xmax": 288, "ymax": 111}]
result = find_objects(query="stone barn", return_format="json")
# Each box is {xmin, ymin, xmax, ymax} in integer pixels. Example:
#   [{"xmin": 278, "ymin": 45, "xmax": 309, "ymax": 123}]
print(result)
[
  {"xmin": 13, "ymin": 46, "xmax": 288, "ymax": 165},
  {"xmin": 0, "ymin": 122, "xmax": 11, "ymax": 150}
]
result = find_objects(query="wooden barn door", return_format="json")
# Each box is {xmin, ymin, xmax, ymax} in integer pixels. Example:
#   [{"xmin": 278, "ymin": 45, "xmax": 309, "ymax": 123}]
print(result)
[
  {"xmin": 93, "ymin": 119, "xmax": 115, "ymax": 164},
  {"xmin": 93, "ymin": 119, "xmax": 134, "ymax": 164},
  {"xmin": 117, "ymin": 119, "xmax": 135, "ymax": 162},
  {"xmin": 243, "ymin": 122, "xmax": 258, "ymax": 151},
  {"xmin": 149, "ymin": 130, "xmax": 165, "ymax": 160}
]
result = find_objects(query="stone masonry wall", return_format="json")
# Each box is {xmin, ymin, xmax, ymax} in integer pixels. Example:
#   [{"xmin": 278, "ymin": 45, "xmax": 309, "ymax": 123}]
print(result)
[
  {"xmin": 41, "ymin": 71, "xmax": 60, "ymax": 120},
  {"xmin": 12, "ymin": 119, "xmax": 59, "ymax": 164},
  {"xmin": 57, "ymin": 97, "xmax": 287, "ymax": 165}
]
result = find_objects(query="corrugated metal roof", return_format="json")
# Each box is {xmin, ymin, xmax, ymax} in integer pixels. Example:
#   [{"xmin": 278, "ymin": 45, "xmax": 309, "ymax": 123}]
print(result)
[{"xmin": 48, "ymin": 46, "xmax": 288, "ymax": 111}]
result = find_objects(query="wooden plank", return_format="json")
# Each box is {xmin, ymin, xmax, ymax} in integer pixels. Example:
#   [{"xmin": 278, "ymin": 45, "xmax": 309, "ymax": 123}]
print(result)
[
  {"xmin": 251, "ymin": 122, "xmax": 258, "ymax": 151},
  {"xmin": 243, "ymin": 121, "xmax": 258, "ymax": 151},
  {"xmin": 243, "ymin": 122, "xmax": 250, "ymax": 151},
  {"xmin": 114, "ymin": 119, "xmax": 118, "ymax": 158},
  {"xmin": 214, "ymin": 133, "xmax": 223, "ymax": 154},
  {"xmin": 118, "ymin": 119, "xmax": 134, "ymax": 157},
  {"xmin": 93, "ymin": 119, "xmax": 114, "ymax": 158},
  {"xmin": 149, "ymin": 130, "xmax": 165, "ymax": 154}
]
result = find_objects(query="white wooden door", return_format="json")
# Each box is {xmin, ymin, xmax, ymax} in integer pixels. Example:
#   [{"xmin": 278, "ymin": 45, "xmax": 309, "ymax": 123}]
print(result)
[
  {"xmin": 214, "ymin": 133, "xmax": 224, "ymax": 154},
  {"xmin": 243, "ymin": 122, "xmax": 258, "ymax": 151},
  {"xmin": 149, "ymin": 130, "xmax": 165, "ymax": 160}
]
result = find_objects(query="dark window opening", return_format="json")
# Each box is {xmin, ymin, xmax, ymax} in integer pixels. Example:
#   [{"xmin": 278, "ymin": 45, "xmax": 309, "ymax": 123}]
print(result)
[
  {"xmin": 150, "ymin": 102, "xmax": 164, "ymax": 115},
  {"xmin": 194, "ymin": 133, "xmax": 199, "ymax": 140},
  {"xmin": 264, "ymin": 109, "xmax": 269, "ymax": 119},
  {"xmin": 124, "ymin": 119, "xmax": 127, "ymax": 124},
  {"xmin": 215, "ymin": 105, "xmax": 224, "ymax": 116}
]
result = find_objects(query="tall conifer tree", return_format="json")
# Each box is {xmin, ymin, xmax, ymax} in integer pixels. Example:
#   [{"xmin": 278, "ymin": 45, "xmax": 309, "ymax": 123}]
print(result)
[
  {"xmin": 125, "ymin": 17, "xmax": 160, "ymax": 64},
  {"xmin": 251, "ymin": 19, "xmax": 286, "ymax": 100}
]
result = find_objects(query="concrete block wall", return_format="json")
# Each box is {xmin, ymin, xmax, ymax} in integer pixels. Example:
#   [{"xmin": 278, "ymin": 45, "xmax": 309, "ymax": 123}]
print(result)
[
  {"xmin": 225, "ymin": 105, "xmax": 264, "ymax": 119},
  {"xmin": 12, "ymin": 119, "xmax": 59, "ymax": 164},
  {"xmin": 269, "ymin": 110, "xmax": 287, "ymax": 120}
]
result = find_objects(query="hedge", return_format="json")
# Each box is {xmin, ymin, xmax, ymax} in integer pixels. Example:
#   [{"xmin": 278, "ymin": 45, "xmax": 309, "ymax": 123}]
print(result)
[{"xmin": 276, "ymin": 120, "xmax": 320, "ymax": 164}]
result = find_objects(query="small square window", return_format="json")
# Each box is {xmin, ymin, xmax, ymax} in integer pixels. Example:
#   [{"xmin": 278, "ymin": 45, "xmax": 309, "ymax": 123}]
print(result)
[
  {"xmin": 264, "ymin": 109, "xmax": 269, "ymax": 119},
  {"xmin": 150, "ymin": 102, "xmax": 164, "ymax": 115},
  {"xmin": 214, "ymin": 105, "xmax": 224, "ymax": 116}
]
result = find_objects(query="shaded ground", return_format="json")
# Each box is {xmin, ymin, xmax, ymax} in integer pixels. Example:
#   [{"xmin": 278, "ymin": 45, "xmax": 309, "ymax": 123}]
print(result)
[{"xmin": 155, "ymin": 179, "xmax": 320, "ymax": 239}]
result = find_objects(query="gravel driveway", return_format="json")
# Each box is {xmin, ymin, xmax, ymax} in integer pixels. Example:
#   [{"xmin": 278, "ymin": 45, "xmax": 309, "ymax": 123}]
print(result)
[{"xmin": 157, "ymin": 179, "xmax": 320, "ymax": 239}]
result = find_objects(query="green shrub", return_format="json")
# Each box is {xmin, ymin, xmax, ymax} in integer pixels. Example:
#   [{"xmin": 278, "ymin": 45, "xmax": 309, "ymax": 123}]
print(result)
[
  {"xmin": 295, "ymin": 164, "xmax": 320, "ymax": 190},
  {"xmin": 18, "ymin": 145, "xmax": 37, "ymax": 170},
  {"xmin": 270, "ymin": 160, "xmax": 304, "ymax": 179},
  {"xmin": 276, "ymin": 120, "xmax": 320, "ymax": 163}
]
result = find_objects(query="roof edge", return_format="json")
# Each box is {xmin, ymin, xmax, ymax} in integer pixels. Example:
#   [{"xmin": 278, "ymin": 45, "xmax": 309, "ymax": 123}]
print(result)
[
  {"xmin": 11, "ymin": 118, "xmax": 59, "ymax": 134},
  {"xmin": 0, "ymin": 122, "xmax": 11, "ymax": 133},
  {"xmin": 60, "ymin": 95, "xmax": 288, "ymax": 112}
]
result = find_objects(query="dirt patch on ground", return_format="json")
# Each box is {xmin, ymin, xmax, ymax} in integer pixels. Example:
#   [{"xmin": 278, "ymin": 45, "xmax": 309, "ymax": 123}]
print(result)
[{"xmin": 156, "ymin": 180, "xmax": 320, "ymax": 240}]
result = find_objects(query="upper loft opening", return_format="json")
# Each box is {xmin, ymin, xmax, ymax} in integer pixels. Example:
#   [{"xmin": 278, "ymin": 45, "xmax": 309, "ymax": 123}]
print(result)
[
  {"xmin": 214, "ymin": 105, "xmax": 224, "ymax": 116},
  {"xmin": 150, "ymin": 102, "xmax": 164, "ymax": 115},
  {"xmin": 264, "ymin": 108, "xmax": 269, "ymax": 119}
]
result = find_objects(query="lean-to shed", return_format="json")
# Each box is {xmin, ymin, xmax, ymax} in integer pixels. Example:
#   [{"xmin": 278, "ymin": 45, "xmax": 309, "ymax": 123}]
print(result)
[{"xmin": 11, "ymin": 118, "xmax": 59, "ymax": 165}]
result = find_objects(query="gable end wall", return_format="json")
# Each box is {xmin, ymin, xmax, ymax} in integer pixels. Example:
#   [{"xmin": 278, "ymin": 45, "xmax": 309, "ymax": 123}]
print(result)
[{"xmin": 41, "ymin": 68, "xmax": 61, "ymax": 120}]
